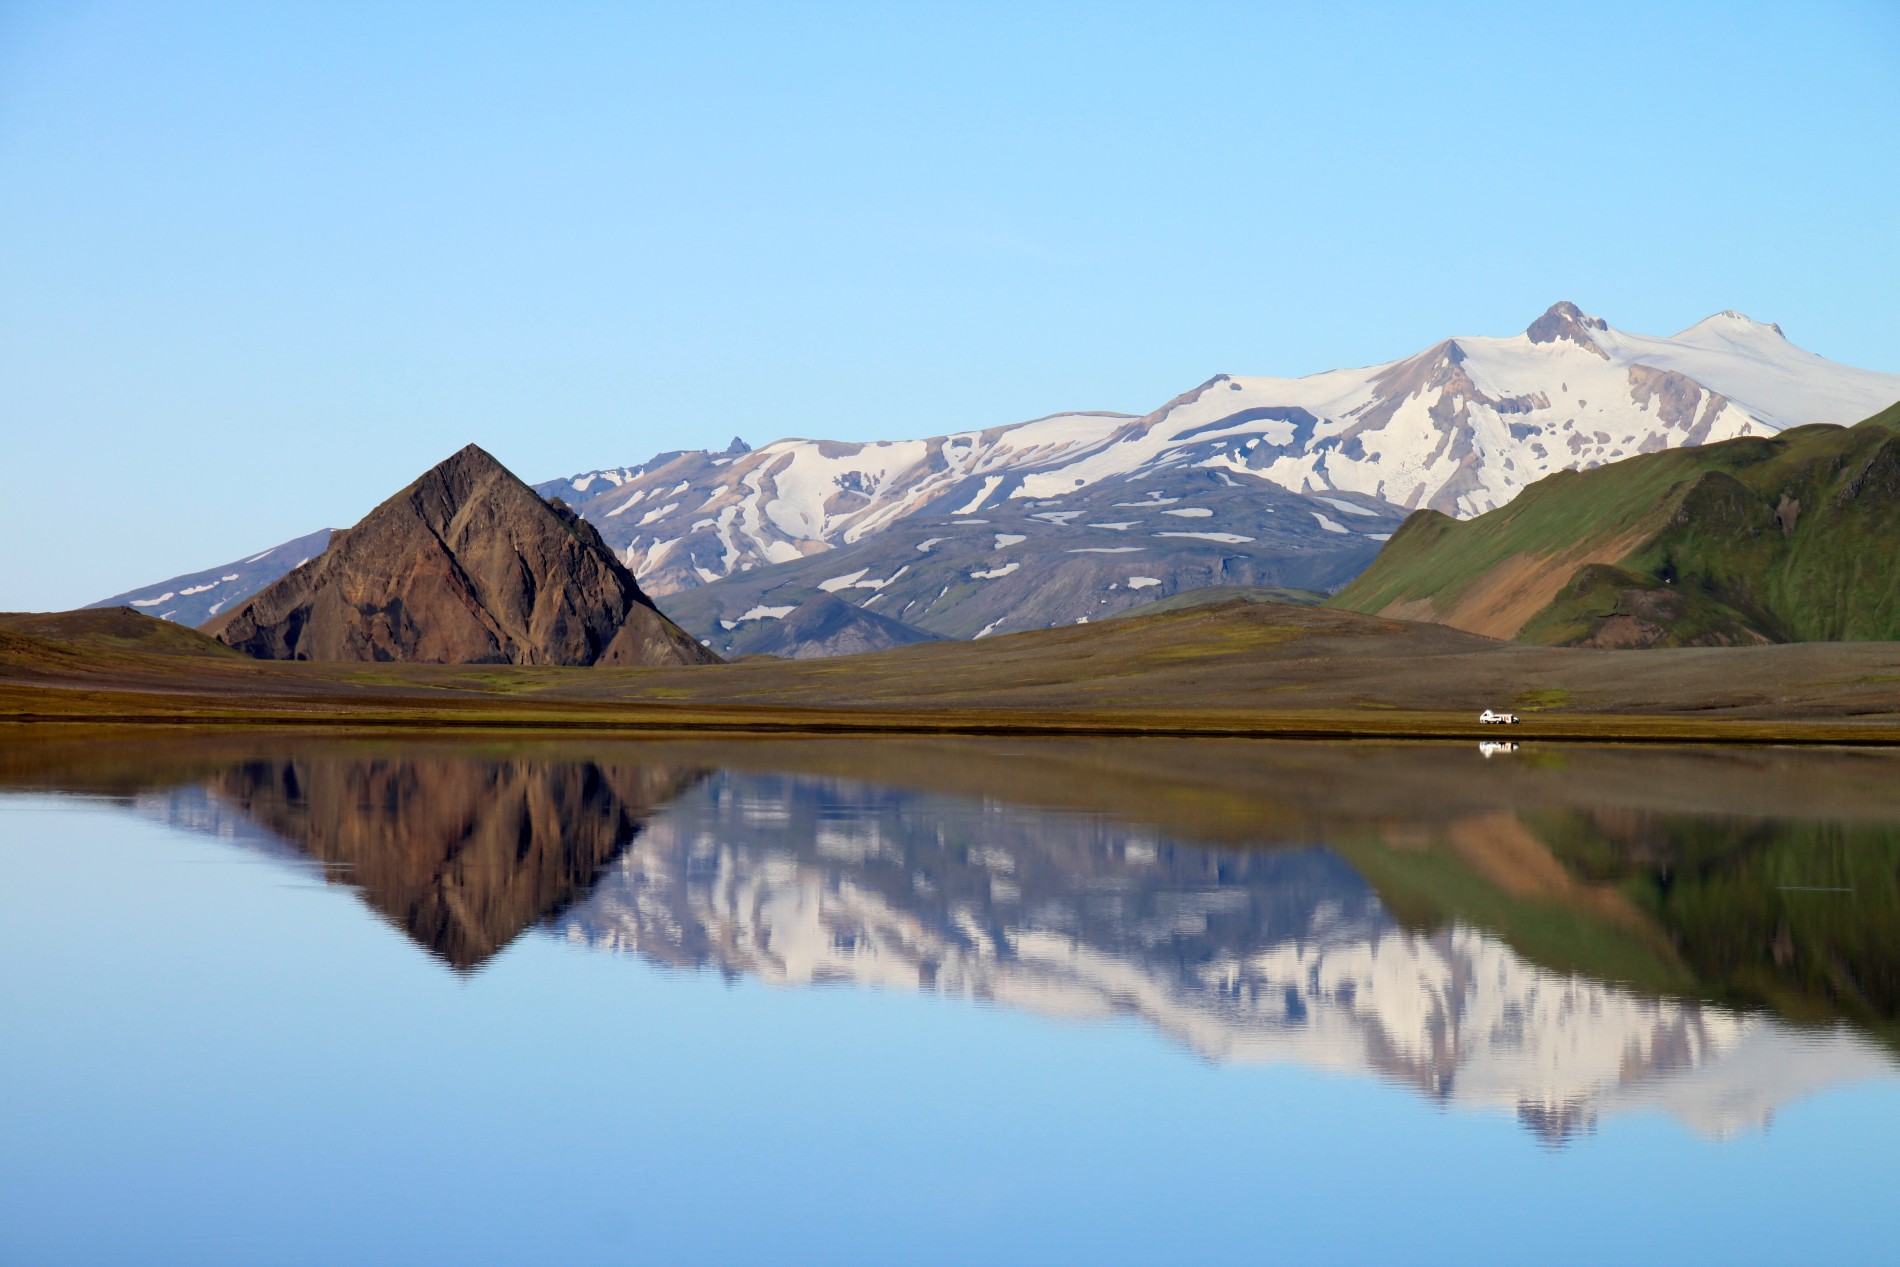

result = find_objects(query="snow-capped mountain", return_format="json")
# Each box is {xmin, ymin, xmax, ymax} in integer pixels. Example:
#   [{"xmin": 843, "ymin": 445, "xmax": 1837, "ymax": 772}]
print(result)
[{"xmin": 543, "ymin": 302, "xmax": 1900, "ymax": 599}]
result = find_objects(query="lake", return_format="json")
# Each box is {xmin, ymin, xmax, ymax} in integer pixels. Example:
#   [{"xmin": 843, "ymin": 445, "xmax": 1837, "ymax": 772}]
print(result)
[{"xmin": 2, "ymin": 732, "xmax": 1897, "ymax": 1266}]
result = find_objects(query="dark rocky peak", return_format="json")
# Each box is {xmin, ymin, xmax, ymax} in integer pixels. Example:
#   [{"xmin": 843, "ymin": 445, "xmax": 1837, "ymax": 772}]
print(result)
[
  {"xmin": 724, "ymin": 436, "xmax": 752, "ymax": 456},
  {"xmin": 206, "ymin": 443, "xmax": 719, "ymax": 667},
  {"xmin": 1526, "ymin": 301, "xmax": 1610, "ymax": 357}
]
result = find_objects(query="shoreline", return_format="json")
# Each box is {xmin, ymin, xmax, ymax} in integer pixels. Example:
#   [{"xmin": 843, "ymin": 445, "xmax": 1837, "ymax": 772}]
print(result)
[{"xmin": 5, "ymin": 688, "xmax": 1898, "ymax": 746}]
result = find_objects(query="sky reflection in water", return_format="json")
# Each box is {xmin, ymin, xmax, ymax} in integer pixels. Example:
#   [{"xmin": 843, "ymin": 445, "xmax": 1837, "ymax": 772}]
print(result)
[{"xmin": 3, "ymin": 736, "xmax": 1898, "ymax": 1266}]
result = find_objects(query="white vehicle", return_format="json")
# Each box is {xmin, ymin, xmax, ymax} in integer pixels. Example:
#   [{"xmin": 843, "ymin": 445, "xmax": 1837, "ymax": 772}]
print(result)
[{"xmin": 1478, "ymin": 709, "xmax": 1520, "ymax": 725}]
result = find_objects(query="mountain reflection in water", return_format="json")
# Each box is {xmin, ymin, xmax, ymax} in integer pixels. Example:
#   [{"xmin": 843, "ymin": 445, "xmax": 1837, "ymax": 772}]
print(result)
[
  {"xmin": 138, "ymin": 754, "xmax": 706, "ymax": 970},
  {"xmin": 7, "ymin": 735, "xmax": 1893, "ymax": 1144},
  {"xmin": 559, "ymin": 771, "xmax": 1895, "ymax": 1143}
]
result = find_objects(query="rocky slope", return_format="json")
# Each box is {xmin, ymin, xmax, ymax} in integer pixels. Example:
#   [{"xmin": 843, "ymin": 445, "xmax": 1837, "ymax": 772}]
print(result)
[
  {"xmin": 1331, "ymin": 401, "xmax": 1900, "ymax": 646},
  {"xmin": 207, "ymin": 444, "xmax": 718, "ymax": 666}
]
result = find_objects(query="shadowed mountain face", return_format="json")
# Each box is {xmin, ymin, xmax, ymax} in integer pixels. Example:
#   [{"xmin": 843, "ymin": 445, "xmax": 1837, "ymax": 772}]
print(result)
[
  {"xmin": 150, "ymin": 753, "xmax": 705, "ymax": 968},
  {"xmin": 206, "ymin": 444, "xmax": 718, "ymax": 667},
  {"xmin": 715, "ymin": 591, "xmax": 944, "ymax": 659}
]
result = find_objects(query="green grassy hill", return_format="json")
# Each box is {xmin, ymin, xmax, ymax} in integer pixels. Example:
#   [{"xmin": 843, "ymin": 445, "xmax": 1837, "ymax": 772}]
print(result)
[{"xmin": 1329, "ymin": 401, "xmax": 1900, "ymax": 646}]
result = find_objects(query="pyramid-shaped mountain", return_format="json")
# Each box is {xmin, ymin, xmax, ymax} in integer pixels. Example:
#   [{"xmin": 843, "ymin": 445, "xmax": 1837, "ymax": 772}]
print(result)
[{"xmin": 205, "ymin": 444, "xmax": 718, "ymax": 666}]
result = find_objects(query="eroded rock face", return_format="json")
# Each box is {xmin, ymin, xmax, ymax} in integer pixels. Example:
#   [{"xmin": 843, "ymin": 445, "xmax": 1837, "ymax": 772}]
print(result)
[{"xmin": 206, "ymin": 444, "xmax": 719, "ymax": 667}]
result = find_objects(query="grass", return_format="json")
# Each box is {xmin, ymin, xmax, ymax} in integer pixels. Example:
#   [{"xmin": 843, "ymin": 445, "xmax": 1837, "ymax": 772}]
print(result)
[{"xmin": 6, "ymin": 600, "xmax": 1900, "ymax": 743}]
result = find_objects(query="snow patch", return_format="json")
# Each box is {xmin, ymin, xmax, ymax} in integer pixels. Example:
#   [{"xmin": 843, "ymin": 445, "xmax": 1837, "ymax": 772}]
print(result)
[
  {"xmin": 971, "ymin": 562, "xmax": 1021, "ymax": 580},
  {"xmin": 606, "ymin": 489, "xmax": 649, "ymax": 517},
  {"xmin": 994, "ymin": 534, "xmax": 1026, "ymax": 548},
  {"xmin": 1156, "ymin": 531, "xmax": 1254, "ymax": 544},
  {"xmin": 1313, "ymin": 495, "xmax": 1380, "ymax": 517},
  {"xmin": 1127, "ymin": 576, "xmax": 1161, "ymax": 589},
  {"xmin": 1067, "ymin": 547, "xmax": 1144, "ymax": 553},
  {"xmin": 1161, "ymin": 508, "xmax": 1213, "ymax": 519},
  {"xmin": 1312, "ymin": 512, "xmax": 1349, "ymax": 534},
  {"xmin": 739, "ymin": 605, "xmax": 796, "ymax": 621},
  {"xmin": 638, "ymin": 502, "xmax": 680, "ymax": 526},
  {"xmin": 818, "ymin": 570, "xmax": 871, "ymax": 592},
  {"xmin": 954, "ymin": 476, "xmax": 1004, "ymax": 515}
]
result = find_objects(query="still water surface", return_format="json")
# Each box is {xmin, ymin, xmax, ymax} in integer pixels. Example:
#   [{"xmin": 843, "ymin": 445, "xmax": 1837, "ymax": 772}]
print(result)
[{"xmin": 2, "ymin": 734, "xmax": 1898, "ymax": 1265}]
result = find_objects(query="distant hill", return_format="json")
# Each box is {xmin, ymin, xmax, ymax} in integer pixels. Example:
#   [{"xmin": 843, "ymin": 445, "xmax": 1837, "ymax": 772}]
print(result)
[
  {"xmin": 207, "ymin": 445, "xmax": 718, "ymax": 667},
  {"xmin": 713, "ymin": 592, "xmax": 943, "ymax": 659},
  {"xmin": 1103, "ymin": 585, "xmax": 1325, "ymax": 620},
  {"xmin": 0, "ymin": 608, "xmax": 242, "ymax": 677},
  {"xmin": 1329, "ymin": 402, "xmax": 1900, "ymax": 647}
]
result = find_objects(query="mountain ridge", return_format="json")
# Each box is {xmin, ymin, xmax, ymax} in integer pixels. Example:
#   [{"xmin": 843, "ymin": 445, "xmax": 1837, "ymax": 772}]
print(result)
[{"xmin": 92, "ymin": 303, "xmax": 1900, "ymax": 649}]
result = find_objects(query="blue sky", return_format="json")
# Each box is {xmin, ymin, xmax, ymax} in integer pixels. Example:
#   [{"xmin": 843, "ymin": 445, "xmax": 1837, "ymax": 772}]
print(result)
[{"xmin": 3, "ymin": 0, "xmax": 1896, "ymax": 610}]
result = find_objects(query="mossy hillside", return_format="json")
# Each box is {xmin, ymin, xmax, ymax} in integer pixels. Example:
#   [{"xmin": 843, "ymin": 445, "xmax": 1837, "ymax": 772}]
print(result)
[
  {"xmin": 1103, "ymin": 585, "xmax": 1326, "ymax": 621},
  {"xmin": 1333, "ymin": 402, "xmax": 1900, "ymax": 644},
  {"xmin": 1516, "ymin": 564, "xmax": 1768, "ymax": 647},
  {"xmin": 1622, "ymin": 412, "xmax": 1900, "ymax": 641}
]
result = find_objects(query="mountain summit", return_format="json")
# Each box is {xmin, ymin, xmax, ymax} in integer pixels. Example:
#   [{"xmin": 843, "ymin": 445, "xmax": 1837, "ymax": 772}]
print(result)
[{"xmin": 206, "ymin": 444, "xmax": 717, "ymax": 666}]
